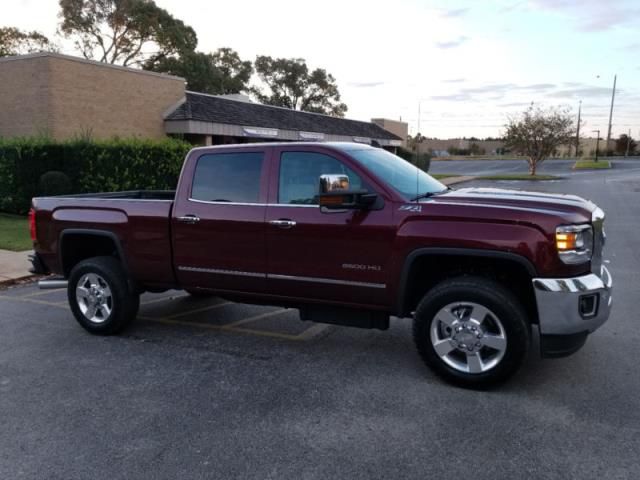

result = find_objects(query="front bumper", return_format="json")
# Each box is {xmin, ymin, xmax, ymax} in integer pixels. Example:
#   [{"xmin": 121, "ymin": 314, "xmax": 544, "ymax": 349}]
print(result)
[{"xmin": 532, "ymin": 265, "xmax": 612, "ymax": 357}]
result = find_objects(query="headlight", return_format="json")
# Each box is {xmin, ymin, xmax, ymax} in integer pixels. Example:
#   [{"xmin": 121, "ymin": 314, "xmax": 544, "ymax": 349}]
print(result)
[{"xmin": 555, "ymin": 224, "xmax": 593, "ymax": 264}]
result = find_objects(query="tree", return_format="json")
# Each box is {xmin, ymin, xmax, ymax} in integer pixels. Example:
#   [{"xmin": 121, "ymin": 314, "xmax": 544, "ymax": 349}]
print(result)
[
  {"xmin": 58, "ymin": 0, "xmax": 197, "ymax": 67},
  {"xmin": 615, "ymin": 134, "xmax": 637, "ymax": 156},
  {"xmin": 0, "ymin": 27, "xmax": 55, "ymax": 57},
  {"xmin": 252, "ymin": 56, "xmax": 347, "ymax": 117},
  {"xmin": 504, "ymin": 105, "xmax": 574, "ymax": 175},
  {"xmin": 148, "ymin": 47, "xmax": 252, "ymax": 94}
]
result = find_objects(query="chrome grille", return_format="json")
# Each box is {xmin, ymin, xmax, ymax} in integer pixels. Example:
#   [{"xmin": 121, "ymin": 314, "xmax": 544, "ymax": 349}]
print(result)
[{"xmin": 591, "ymin": 207, "xmax": 605, "ymax": 274}]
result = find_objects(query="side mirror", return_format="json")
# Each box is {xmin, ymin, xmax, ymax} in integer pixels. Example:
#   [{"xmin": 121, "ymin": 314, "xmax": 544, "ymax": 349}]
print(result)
[{"xmin": 318, "ymin": 174, "xmax": 378, "ymax": 210}]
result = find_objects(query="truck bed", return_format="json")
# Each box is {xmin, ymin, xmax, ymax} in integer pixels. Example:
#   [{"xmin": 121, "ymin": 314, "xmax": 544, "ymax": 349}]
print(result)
[{"xmin": 32, "ymin": 191, "xmax": 177, "ymax": 289}]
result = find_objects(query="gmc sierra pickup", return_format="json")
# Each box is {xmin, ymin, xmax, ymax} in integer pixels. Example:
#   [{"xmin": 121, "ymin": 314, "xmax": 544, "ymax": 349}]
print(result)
[{"xmin": 29, "ymin": 142, "xmax": 612, "ymax": 388}]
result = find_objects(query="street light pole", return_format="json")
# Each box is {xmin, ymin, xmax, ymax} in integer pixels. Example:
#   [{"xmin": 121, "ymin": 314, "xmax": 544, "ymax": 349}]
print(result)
[
  {"xmin": 606, "ymin": 74, "xmax": 617, "ymax": 155},
  {"xmin": 575, "ymin": 100, "xmax": 582, "ymax": 158},
  {"xmin": 593, "ymin": 130, "xmax": 600, "ymax": 162}
]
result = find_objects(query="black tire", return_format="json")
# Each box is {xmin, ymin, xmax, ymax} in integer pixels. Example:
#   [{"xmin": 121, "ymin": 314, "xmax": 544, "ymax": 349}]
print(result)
[
  {"xmin": 413, "ymin": 276, "xmax": 530, "ymax": 389},
  {"xmin": 68, "ymin": 256, "xmax": 140, "ymax": 335}
]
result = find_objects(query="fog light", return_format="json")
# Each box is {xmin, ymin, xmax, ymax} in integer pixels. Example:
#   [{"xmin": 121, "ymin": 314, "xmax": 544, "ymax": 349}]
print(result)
[{"xmin": 579, "ymin": 294, "xmax": 599, "ymax": 318}]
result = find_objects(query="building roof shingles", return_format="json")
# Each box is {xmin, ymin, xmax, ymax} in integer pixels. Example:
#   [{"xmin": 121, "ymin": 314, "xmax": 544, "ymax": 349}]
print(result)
[{"xmin": 165, "ymin": 92, "xmax": 401, "ymax": 141}]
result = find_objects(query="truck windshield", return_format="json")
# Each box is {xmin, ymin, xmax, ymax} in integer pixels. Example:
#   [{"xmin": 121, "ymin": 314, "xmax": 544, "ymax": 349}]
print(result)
[{"xmin": 349, "ymin": 148, "xmax": 446, "ymax": 201}]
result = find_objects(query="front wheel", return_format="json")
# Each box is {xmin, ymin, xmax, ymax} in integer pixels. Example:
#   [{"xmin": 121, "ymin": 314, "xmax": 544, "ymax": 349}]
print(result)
[
  {"xmin": 68, "ymin": 256, "xmax": 140, "ymax": 335},
  {"xmin": 413, "ymin": 276, "xmax": 530, "ymax": 389}
]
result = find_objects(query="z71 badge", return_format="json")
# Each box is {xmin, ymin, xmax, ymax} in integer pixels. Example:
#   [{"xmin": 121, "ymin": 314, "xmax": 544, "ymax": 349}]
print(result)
[{"xmin": 399, "ymin": 204, "xmax": 422, "ymax": 212}]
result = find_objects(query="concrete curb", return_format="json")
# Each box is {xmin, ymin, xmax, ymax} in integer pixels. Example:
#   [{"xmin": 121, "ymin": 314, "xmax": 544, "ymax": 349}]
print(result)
[{"xmin": 0, "ymin": 274, "xmax": 41, "ymax": 290}]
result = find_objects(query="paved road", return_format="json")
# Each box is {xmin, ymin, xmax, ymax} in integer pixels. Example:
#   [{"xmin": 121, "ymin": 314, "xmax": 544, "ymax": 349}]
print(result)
[
  {"xmin": 1, "ymin": 168, "xmax": 639, "ymax": 479},
  {"xmin": 429, "ymin": 156, "xmax": 640, "ymax": 176}
]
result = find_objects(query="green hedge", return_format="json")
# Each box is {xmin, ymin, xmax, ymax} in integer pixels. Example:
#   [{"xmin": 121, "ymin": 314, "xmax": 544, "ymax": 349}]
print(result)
[{"xmin": 0, "ymin": 137, "xmax": 192, "ymax": 214}]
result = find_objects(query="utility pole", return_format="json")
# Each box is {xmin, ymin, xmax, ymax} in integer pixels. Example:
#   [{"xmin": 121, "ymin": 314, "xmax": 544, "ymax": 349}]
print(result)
[
  {"xmin": 593, "ymin": 130, "xmax": 600, "ymax": 162},
  {"xmin": 575, "ymin": 100, "xmax": 582, "ymax": 158},
  {"xmin": 626, "ymin": 128, "xmax": 631, "ymax": 157},
  {"xmin": 606, "ymin": 74, "xmax": 617, "ymax": 155}
]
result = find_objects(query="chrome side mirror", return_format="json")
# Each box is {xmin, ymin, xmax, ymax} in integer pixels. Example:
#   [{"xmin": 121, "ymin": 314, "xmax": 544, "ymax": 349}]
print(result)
[{"xmin": 319, "ymin": 174, "xmax": 350, "ymax": 194}]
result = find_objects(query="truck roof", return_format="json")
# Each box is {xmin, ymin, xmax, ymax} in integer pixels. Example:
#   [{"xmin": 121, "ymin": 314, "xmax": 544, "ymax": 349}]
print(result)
[{"xmin": 188, "ymin": 141, "xmax": 378, "ymax": 153}]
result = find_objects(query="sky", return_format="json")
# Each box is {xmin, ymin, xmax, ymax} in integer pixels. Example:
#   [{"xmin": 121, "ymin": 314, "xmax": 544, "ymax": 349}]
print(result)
[{"xmin": 5, "ymin": 0, "xmax": 640, "ymax": 139}]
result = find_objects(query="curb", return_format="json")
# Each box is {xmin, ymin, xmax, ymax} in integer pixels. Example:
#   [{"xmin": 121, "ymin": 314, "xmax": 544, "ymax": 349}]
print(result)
[{"xmin": 0, "ymin": 274, "xmax": 41, "ymax": 290}]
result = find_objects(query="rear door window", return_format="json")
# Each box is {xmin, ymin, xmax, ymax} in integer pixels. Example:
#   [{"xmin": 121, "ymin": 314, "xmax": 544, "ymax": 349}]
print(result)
[{"xmin": 191, "ymin": 152, "xmax": 264, "ymax": 203}]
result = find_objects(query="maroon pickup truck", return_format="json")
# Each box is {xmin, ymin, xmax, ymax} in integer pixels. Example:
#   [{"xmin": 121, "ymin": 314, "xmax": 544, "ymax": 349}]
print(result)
[{"xmin": 29, "ymin": 142, "xmax": 612, "ymax": 387}]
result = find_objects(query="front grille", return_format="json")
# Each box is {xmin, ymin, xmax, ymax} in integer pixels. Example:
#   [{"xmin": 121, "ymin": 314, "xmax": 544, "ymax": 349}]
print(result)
[{"xmin": 591, "ymin": 207, "xmax": 605, "ymax": 274}]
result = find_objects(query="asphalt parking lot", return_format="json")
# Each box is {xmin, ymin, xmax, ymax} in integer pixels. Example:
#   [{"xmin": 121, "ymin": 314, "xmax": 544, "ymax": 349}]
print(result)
[{"xmin": 2, "ymin": 165, "xmax": 640, "ymax": 479}]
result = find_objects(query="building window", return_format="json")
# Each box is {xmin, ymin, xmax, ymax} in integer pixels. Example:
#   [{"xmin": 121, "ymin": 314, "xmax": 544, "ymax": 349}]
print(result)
[
  {"xmin": 191, "ymin": 152, "xmax": 264, "ymax": 203},
  {"xmin": 278, "ymin": 152, "xmax": 364, "ymax": 205}
]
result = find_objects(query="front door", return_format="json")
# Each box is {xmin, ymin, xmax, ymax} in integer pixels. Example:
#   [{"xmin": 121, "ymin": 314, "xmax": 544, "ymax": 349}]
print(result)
[
  {"xmin": 265, "ymin": 147, "xmax": 395, "ymax": 306},
  {"xmin": 172, "ymin": 147, "xmax": 270, "ymax": 293}
]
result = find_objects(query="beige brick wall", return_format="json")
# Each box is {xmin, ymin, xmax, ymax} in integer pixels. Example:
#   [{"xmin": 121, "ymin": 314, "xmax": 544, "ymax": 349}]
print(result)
[
  {"xmin": 0, "ymin": 53, "xmax": 186, "ymax": 140},
  {"xmin": 0, "ymin": 55, "xmax": 51, "ymax": 138},
  {"xmin": 371, "ymin": 118, "xmax": 408, "ymax": 147}
]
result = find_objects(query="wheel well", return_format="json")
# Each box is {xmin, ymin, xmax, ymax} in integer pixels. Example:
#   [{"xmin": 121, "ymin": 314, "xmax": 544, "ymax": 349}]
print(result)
[
  {"xmin": 60, "ymin": 232, "xmax": 123, "ymax": 277},
  {"xmin": 399, "ymin": 254, "xmax": 538, "ymax": 324}
]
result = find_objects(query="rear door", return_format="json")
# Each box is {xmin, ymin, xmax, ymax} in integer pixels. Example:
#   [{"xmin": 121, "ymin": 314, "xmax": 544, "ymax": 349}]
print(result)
[
  {"xmin": 265, "ymin": 146, "xmax": 395, "ymax": 306},
  {"xmin": 172, "ymin": 147, "xmax": 271, "ymax": 293}
]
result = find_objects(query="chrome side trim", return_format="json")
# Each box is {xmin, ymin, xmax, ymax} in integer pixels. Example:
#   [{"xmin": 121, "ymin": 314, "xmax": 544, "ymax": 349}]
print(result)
[
  {"xmin": 188, "ymin": 198, "xmax": 266, "ymax": 206},
  {"xmin": 187, "ymin": 198, "xmax": 318, "ymax": 208},
  {"xmin": 177, "ymin": 266, "xmax": 266, "ymax": 278},
  {"xmin": 269, "ymin": 273, "xmax": 386, "ymax": 289},
  {"xmin": 177, "ymin": 266, "xmax": 386, "ymax": 289}
]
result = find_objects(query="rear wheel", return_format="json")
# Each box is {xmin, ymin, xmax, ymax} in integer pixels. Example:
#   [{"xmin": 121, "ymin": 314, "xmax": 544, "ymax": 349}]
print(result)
[
  {"xmin": 68, "ymin": 256, "xmax": 139, "ymax": 335},
  {"xmin": 413, "ymin": 276, "xmax": 530, "ymax": 389}
]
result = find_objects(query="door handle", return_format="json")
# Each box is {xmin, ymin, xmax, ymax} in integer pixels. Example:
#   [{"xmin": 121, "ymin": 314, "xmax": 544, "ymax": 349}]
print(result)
[
  {"xmin": 269, "ymin": 219, "xmax": 297, "ymax": 229},
  {"xmin": 177, "ymin": 214, "xmax": 201, "ymax": 224}
]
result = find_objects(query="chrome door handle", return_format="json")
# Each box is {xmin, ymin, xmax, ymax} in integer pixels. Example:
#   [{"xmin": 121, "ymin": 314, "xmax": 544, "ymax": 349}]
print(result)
[
  {"xmin": 177, "ymin": 214, "xmax": 200, "ymax": 224},
  {"xmin": 269, "ymin": 219, "xmax": 297, "ymax": 229}
]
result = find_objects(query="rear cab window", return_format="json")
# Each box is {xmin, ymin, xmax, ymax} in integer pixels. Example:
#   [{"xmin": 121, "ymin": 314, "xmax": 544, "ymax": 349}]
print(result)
[{"xmin": 191, "ymin": 151, "xmax": 265, "ymax": 203}]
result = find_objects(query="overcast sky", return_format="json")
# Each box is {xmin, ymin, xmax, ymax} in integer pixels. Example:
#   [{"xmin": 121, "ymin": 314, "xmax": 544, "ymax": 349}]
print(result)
[{"xmin": 6, "ymin": 0, "xmax": 640, "ymax": 138}]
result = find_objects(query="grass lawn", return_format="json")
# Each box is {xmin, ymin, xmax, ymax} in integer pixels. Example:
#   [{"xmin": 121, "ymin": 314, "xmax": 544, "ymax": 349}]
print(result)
[
  {"xmin": 476, "ymin": 174, "xmax": 560, "ymax": 181},
  {"xmin": 574, "ymin": 160, "xmax": 612, "ymax": 170},
  {"xmin": 430, "ymin": 174, "xmax": 457, "ymax": 179},
  {"xmin": 0, "ymin": 214, "xmax": 32, "ymax": 251}
]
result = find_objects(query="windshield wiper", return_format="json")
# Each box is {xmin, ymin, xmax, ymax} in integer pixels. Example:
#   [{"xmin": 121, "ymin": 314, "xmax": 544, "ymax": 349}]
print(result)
[{"xmin": 411, "ymin": 188, "xmax": 450, "ymax": 202}]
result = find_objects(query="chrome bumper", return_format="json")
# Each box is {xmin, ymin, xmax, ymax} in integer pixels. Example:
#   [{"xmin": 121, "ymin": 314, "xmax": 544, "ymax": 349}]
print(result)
[{"xmin": 532, "ymin": 265, "xmax": 612, "ymax": 336}]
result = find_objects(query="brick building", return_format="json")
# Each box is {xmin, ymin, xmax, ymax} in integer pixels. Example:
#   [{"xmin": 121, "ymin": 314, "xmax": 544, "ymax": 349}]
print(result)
[{"xmin": 0, "ymin": 52, "xmax": 402, "ymax": 149}]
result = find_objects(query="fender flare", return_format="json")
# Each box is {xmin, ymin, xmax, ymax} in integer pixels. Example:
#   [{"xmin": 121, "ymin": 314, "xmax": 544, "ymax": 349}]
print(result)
[
  {"xmin": 395, "ymin": 247, "xmax": 537, "ymax": 317},
  {"xmin": 59, "ymin": 228, "xmax": 129, "ymax": 277}
]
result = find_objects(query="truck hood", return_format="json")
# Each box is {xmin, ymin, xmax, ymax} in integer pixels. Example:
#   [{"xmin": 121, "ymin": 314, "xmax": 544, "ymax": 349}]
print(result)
[{"xmin": 425, "ymin": 187, "xmax": 596, "ymax": 223}]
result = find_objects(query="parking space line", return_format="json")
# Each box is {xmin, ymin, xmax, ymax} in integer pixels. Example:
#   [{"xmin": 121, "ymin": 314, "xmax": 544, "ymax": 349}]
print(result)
[
  {"xmin": 22, "ymin": 288, "xmax": 66, "ymax": 298},
  {"xmin": 0, "ymin": 295, "xmax": 68, "ymax": 309},
  {"xmin": 221, "ymin": 309, "xmax": 287, "ymax": 328},
  {"xmin": 165, "ymin": 301, "xmax": 232, "ymax": 319},
  {"xmin": 141, "ymin": 294, "xmax": 189, "ymax": 306},
  {"xmin": 295, "ymin": 323, "xmax": 330, "ymax": 340}
]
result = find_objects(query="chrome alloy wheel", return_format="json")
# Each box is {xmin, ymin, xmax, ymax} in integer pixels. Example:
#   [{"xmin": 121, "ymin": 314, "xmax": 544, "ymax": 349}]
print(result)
[
  {"xmin": 76, "ymin": 273, "xmax": 113, "ymax": 324},
  {"xmin": 430, "ymin": 302, "xmax": 507, "ymax": 374}
]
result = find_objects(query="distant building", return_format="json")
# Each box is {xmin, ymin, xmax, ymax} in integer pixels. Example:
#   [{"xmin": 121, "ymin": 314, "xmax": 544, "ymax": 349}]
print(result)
[
  {"xmin": 371, "ymin": 118, "xmax": 408, "ymax": 148},
  {"xmin": 0, "ymin": 52, "xmax": 402, "ymax": 150},
  {"xmin": 418, "ymin": 138, "xmax": 505, "ymax": 155}
]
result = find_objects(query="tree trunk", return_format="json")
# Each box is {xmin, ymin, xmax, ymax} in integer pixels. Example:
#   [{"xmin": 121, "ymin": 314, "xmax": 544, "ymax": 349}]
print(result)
[{"xmin": 528, "ymin": 158, "xmax": 537, "ymax": 176}]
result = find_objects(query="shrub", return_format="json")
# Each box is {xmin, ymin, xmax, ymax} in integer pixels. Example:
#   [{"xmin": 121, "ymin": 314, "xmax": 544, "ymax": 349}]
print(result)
[
  {"xmin": 0, "ymin": 137, "xmax": 192, "ymax": 214},
  {"xmin": 38, "ymin": 171, "xmax": 72, "ymax": 196},
  {"xmin": 397, "ymin": 147, "xmax": 431, "ymax": 172}
]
